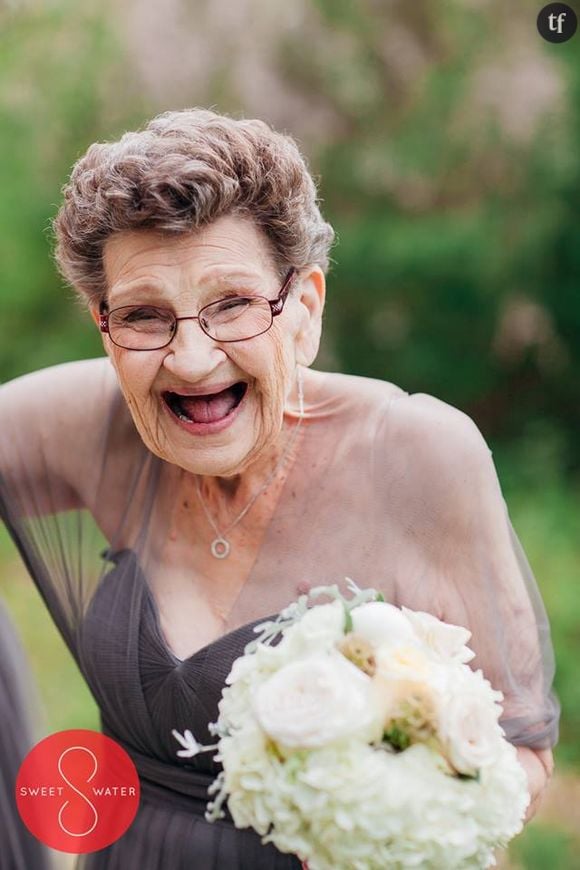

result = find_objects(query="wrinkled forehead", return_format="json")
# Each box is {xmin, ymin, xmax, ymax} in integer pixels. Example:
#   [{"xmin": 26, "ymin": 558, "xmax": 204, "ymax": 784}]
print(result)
[{"xmin": 103, "ymin": 215, "xmax": 279, "ymax": 306}]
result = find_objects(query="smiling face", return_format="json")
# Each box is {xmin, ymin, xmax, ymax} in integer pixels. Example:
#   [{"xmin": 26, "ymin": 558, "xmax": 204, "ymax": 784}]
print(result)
[{"xmin": 97, "ymin": 215, "xmax": 325, "ymax": 478}]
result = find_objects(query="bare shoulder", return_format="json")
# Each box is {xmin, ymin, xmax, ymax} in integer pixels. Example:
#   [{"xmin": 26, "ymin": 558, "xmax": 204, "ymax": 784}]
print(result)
[
  {"xmin": 1, "ymin": 357, "xmax": 120, "ymax": 477},
  {"xmin": 380, "ymin": 391, "xmax": 499, "ymax": 514},
  {"xmin": 0, "ymin": 358, "xmax": 120, "ymax": 512},
  {"xmin": 387, "ymin": 391, "xmax": 492, "ymax": 461},
  {"xmin": 312, "ymin": 371, "xmax": 491, "ymax": 469},
  {"xmin": 0, "ymin": 357, "xmax": 118, "ymax": 419},
  {"xmin": 313, "ymin": 369, "xmax": 408, "ymax": 410},
  {"xmin": 1, "ymin": 356, "xmax": 116, "ymax": 397}
]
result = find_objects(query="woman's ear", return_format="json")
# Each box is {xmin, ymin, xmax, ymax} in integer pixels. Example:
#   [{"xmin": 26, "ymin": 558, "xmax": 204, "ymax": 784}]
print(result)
[
  {"xmin": 89, "ymin": 305, "xmax": 101, "ymax": 328},
  {"xmin": 89, "ymin": 298, "xmax": 110, "ymax": 327},
  {"xmin": 89, "ymin": 300, "xmax": 112, "ymax": 357},
  {"xmin": 294, "ymin": 267, "xmax": 326, "ymax": 367}
]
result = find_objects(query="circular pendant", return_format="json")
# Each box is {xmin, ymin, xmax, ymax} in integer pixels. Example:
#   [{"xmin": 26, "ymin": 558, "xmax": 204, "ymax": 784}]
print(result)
[{"xmin": 211, "ymin": 537, "xmax": 230, "ymax": 559}]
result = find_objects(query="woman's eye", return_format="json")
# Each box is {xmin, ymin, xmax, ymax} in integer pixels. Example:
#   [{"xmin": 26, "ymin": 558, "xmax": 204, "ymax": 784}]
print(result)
[
  {"xmin": 214, "ymin": 297, "xmax": 252, "ymax": 313},
  {"xmin": 123, "ymin": 308, "xmax": 165, "ymax": 323}
]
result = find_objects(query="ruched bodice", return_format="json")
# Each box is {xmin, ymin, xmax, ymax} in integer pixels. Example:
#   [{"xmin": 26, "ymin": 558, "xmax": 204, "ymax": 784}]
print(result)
[{"xmin": 76, "ymin": 548, "xmax": 298, "ymax": 868}]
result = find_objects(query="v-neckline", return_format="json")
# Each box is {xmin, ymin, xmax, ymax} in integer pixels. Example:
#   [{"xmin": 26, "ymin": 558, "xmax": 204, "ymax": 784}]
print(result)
[
  {"xmin": 142, "ymin": 572, "xmax": 280, "ymax": 668},
  {"xmin": 101, "ymin": 546, "xmax": 281, "ymax": 668},
  {"xmin": 142, "ymin": 412, "xmax": 315, "ymax": 664}
]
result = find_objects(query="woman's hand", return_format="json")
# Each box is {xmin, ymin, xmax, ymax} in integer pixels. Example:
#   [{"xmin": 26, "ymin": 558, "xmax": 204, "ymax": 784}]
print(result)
[{"xmin": 517, "ymin": 746, "xmax": 554, "ymax": 823}]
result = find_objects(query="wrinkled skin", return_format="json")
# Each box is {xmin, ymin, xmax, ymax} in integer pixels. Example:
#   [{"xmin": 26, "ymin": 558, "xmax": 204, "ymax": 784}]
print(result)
[{"xmin": 94, "ymin": 215, "xmax": 325, "ymax": 499}]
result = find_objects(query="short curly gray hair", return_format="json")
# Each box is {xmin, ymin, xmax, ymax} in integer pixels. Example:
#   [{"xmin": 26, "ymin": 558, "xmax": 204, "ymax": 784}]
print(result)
[{"xmin": 53, "ymin": 108, "xmax": 335, "ymax": 306}]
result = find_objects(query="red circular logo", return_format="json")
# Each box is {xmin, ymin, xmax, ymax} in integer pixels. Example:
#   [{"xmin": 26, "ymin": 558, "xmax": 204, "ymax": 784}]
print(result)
[{"xmin": 15, "ymin": 729, "xmax": 140, "ymax": 853}]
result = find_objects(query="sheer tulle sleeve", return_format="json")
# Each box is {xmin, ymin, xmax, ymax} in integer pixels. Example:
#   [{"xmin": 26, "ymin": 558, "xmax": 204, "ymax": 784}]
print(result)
[
  {"xmin": 380, "ymin": 392, "xmax": 560, "ymax": 750},
  {"xmin": 0, "ymin": 358, "xmax": 147, "ymax": 655}
]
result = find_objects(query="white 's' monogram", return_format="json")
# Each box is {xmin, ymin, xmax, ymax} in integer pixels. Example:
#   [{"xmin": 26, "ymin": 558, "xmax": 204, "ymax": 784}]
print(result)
[{"xmin": 57, "ymin": 746, "xmax": 99, "ymax": 837}]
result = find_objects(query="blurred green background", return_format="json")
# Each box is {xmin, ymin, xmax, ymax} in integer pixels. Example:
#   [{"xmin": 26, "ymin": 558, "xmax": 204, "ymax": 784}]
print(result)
[{"xmin": 1, "ymin": 0, "xmax": 579, "ymax": 866}]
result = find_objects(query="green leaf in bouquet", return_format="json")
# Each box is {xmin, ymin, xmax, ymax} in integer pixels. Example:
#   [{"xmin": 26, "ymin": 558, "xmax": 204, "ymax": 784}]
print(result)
[
  {"xmin": 383, "ymin": 725, "xmax": 412, "ymax": 752},
  {"xmin": 456, "ymin": 769, "xmax": 481, "ymax": 782}
]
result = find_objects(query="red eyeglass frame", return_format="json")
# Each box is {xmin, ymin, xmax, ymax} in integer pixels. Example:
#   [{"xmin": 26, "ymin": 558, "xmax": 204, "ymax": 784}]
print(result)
[{"xmin": 98, "ymin": 268, "xmax": 297, "ymax": 349}]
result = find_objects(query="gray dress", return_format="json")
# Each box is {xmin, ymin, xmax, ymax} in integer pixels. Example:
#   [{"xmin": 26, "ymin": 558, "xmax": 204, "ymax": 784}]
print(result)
[
  {"xmin": 75, "ymin": 548, "xmax": 299, "ymax": 869},
  {"xmin": 0, "ymin": 358, "xmax": 559, "ymax": 869},
  {"xmin": 0, "ymin": 601, "xmax": 53, "ymax": 870}
]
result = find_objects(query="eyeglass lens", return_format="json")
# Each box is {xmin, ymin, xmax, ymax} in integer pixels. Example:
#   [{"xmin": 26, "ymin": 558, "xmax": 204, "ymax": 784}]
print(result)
[{"xmin": 108, "ymin": 297, "xmax": 274, "ymax": 349}]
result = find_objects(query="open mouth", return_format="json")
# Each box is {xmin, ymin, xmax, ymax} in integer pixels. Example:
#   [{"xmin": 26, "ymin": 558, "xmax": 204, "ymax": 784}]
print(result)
[{"xmin": 163, "ymin": 382, "xmax": 248, "ymax": 425}]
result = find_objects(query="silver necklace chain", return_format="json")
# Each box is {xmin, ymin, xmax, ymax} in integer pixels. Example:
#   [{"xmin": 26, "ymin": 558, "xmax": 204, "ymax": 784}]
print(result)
[{"xmin": 195, "ymin": 371, "xmax": 305, "ymax": 559}]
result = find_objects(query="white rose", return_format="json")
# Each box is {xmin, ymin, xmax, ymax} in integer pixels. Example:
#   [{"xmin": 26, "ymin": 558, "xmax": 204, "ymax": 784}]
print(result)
[
  {"xmin": 295, "ymin": 600, "xmax": 345, "ymax": 644},
  {"xmin": 351, "ymin": 601, "xmax": 417, "ymax": 649},
  {"xmin": 375, "ymin": 643, "xmax": 433, "ymax": 681},
  {"xmin": 438, "ymin": 685, "xmax": 503, "ymax": 775},
  {"xmin": 402, "ymin": 607, "xmax": 475, "ymax": 663},
  {"xmin": 253, "ymin": 651, "xmax": 380, "ymax": 748},
  {"xmin": 280, "ymin": 600, "xmax": 346, "ymax": 656}
]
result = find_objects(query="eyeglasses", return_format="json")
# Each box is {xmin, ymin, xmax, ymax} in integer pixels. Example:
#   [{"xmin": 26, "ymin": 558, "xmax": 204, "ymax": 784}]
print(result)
[{"xmin": 99, "ymin": 268, "xmax": 297, "ymax": 351}]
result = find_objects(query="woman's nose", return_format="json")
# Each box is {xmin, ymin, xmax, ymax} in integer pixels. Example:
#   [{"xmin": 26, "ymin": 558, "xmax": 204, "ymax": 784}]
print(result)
[{"xmin": 161, "ymin": 318, "xmax": 226, "ymax": 379}]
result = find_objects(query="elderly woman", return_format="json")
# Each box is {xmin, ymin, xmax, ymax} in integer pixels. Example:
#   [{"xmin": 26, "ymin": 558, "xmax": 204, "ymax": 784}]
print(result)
[{"xmin": 0, "ymin": 109, "xmax": 558, "ymax": 868}]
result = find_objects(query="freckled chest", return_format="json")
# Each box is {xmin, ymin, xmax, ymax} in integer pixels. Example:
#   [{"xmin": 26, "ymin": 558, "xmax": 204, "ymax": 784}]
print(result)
[{"xmin": 145, "ymin": 468, "xmax": 292, "ymax": 660}]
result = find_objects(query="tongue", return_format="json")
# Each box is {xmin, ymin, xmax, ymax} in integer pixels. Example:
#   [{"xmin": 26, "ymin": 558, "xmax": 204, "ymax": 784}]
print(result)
[{"xmin": 179, "ymin": 387, "xmax": 240, "ymax": 423}]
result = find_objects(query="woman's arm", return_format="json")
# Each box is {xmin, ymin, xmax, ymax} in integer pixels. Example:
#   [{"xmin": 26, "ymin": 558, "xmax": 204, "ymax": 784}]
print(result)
[
  {"xmin": 385, "ymin": 392, "xmax": 559, "ymax": 749},
  {"xmin": 518, "ymin": 746, "xmax": 554, "ymax": 823},
  {"xmin": 0, "ymin": 358, "xmax": 116, "ymax": 517}
]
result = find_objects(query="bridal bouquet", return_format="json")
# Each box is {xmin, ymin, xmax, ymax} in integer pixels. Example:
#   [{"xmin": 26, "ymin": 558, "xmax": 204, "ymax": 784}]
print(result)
[{"xmin": 172, "ymin": 581, "xmax": 529, "ymax": 869}]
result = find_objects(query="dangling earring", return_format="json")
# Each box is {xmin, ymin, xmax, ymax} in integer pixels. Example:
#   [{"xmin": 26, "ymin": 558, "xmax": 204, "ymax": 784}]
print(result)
[{"xmin": 296, "ymin": 366, "xmax": 305, "ymax": 418}]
